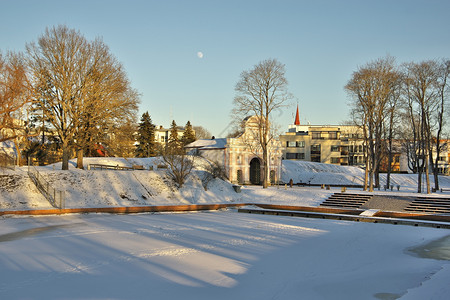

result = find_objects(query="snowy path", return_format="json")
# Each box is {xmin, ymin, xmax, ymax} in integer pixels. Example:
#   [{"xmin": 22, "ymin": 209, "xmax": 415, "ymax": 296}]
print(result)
[{"xmin": 0, "ymin": 211, "xmax": 449, "ymax": 299}]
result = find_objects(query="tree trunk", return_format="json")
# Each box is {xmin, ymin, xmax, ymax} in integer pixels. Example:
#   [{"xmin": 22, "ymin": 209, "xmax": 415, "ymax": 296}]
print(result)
[
  {"xmin": 434, "ymin": 168, "xmax": 440, "ymax": 192},
  {"xmin": 76, "ymin": 148, "xmax": 84, "ymax": 169},
  {"xmin": 364, "ymin": 167, "xmax": 368, "ymax": 191},
  {"xmin": 374, "ymin": 164, "xmax": 380, "ymax": 189},
  {"xmin": 363, "ymin": 150, "xmax": 368, "ymax": 191},
  {"xmin": 425, "ymin": 152, "xmax": 431, "ymax": 194},
  {"xmin": 262, "ymin": 148, "xmax": 269, "ymax": 188},
  {"xmin": 431, "ymin": 146, "xmax": 440, "ymax": 192},
  {"xmin": 369, "ymin": 150, "xmax": 375, "ymax": 192},
  {"xmin": 13, "ymin": 138, "xmax": 21, "ymax": 166},
  {"xmin": 62, "ymin": 141, "xmax": 70, "ymax": 170},
  {"xmin": 386, "ymin": 144, "xmax": 393, "ymax": 190}
]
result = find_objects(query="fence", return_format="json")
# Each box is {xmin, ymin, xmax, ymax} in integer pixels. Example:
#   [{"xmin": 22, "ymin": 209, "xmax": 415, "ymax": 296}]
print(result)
[
  {"xmin": 28, "ymin": 165, "xmax": 65, "ymax": 209},
  {"xmin": 0, "ymin": 153, "xmax": 15, "ymax": 170}
]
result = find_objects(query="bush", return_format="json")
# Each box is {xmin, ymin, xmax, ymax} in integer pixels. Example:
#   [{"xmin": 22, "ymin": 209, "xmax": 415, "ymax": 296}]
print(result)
[
  {"xmin": 202, "ymin": 161, "xmax": 228, "ymax": 190},
  {"xmin": 160, "ymin": 146, "xmax": 194, "ymax": 188}
]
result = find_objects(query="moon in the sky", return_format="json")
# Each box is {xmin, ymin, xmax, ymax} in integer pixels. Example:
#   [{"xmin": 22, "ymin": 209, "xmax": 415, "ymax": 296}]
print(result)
[{"xmin": 197, "ymin": 51, "xmax": 204, "ymax": 59}]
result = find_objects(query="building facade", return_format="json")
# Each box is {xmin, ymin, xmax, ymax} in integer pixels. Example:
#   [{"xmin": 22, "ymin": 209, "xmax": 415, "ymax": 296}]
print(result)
[
  {"xmin": 280, "ymin": 107, "xmax": 450, "ymax": 174},
  {"xmin": 280, "ymin": 108, "xmax": 365, "ymax": 167},
  {"xmin": 154, "ymin": 125, "xmax": 190, "ymax": 144},
  {"xmin": 186, "ymin": 116, "xmax": 283, "ymax": 185}
]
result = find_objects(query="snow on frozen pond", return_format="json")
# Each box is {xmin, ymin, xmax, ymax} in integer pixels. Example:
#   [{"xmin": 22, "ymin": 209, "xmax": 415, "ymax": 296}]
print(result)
[{"xmin": 0, "ymin": 211, "xmax": 449, "ymax": 300}]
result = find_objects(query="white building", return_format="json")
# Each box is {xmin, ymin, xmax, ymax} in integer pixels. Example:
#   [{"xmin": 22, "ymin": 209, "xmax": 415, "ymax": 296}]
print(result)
[
  {"xmin": 186, "ymin": 116, "xmax": 282, "ymax": 185},
  {"xmin": 154, "ymin": 125, "xmax": 188, "ymax": 144}
]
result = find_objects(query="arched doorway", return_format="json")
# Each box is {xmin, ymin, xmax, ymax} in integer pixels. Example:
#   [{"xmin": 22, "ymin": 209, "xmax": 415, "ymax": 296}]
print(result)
[{"xmin": 249, "ymin": 158, "xmax": 261, "ymax": 185}]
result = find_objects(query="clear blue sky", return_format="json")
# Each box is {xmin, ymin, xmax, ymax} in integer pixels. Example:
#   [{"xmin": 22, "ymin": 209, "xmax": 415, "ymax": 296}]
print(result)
[{"xmin": 1, "ymin": 0, "xmax": 450, "ymax": 136}]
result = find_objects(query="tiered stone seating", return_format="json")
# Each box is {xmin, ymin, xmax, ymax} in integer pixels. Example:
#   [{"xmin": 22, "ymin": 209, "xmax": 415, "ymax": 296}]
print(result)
[
  {"xmin": 320, "ymin": 193, "xmax": 373, "ymax": 208},
  {"xmin": 405, "ymin": 197, "xmax": 450, "ymax": 214}
]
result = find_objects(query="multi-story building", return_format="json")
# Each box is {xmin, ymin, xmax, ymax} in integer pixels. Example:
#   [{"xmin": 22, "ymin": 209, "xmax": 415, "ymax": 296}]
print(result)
[
  {"xmin": 154, "ymin": 125, "xmax": 190, "ymax": 144},
  {"xmin": 280, "ymin": 106, "xmax": 365, "ymax": 166},
  {"xmin": 280, "ymin": 107, "xmax": 450, "ymax": 174}
]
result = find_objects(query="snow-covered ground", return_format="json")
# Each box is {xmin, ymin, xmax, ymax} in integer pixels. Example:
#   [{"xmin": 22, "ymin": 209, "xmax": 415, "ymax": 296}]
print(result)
[
  {"xmin": 2, "ymin": 157, "xmax": 450, "ymax": 211},
  {"xmin": 0, "ymin": 158, "xmax": 449, "ymax": 299},
  {"xmin": 0, "ymin": 211, "xmax": 449, "ymax": 299}
]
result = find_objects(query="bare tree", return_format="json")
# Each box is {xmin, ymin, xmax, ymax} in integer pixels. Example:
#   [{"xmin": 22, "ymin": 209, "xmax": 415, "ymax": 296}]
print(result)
[
  {"xmin": 431, "ymin": 60, "xmax": 450, "ymax": 191},
  {"xmin": 201, "ymin": 160, "xmax": 228, "ymax": 191},
  {"xmin": 73, "ymin": 38, "xmax": 139, "ymax": 168},
  {"xmin": 401, "ymin": 60, "xmax": 442, "ymax": 193},
  {"xmin": 193, "ymin": 125, "xmax": 212, "ymax": 140},
  {"xmin": 161, "ymin": 143, "xmax": 194, "ymax": 188},
  {"xmin": 345, "ymin": 56, "xmax": 401, "ymax": 192},
  {"xmin": 105, "ymin": 120, "xmax": 137, "ymax": 158},
  {"xmin": 26, "ymin": 25, "xmax": 139, "ymax": 170},
  {"xmin": 383, "ymin": 71, "xmax": 403, "ymax": 188},
  {"xmin": 232, "ymin": 58, "xmax": 291, "ymax": 188},
  {"xmin": 0, "ymin": 51, "xmax": 34, "ymax": 165},
  {"xmin": 27, "ymin": 26, "xmax": 89, "ymax": 170}
]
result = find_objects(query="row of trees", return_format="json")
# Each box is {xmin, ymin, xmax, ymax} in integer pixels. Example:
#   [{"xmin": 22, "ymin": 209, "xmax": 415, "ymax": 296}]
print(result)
[
  {"xmin": 135, "ymin": 111, "xmax": 197, "ymax": 157},
  {"xmin": 346, "ymin": 56, "xmax": 450, "ymax": 193},
  {"xmin": 1, "ymin": 25, "xmax": 140, "ymax": 169},
  {"xmin": 1, "ymin": 25, "xmax": 211, "ymax": 171}
]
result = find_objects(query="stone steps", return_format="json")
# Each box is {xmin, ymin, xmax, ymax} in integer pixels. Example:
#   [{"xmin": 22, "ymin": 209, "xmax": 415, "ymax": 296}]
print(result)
[
  {"xmin": 404, "ymin": 197, "xmax": 450, "ymax": 214},
  {"xmin": 320, "ymin": 193, "xmax": 373, "ymax": 209}
]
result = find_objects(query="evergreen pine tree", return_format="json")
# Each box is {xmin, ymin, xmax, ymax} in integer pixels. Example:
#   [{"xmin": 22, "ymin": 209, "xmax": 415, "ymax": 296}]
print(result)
[
  {"xmin": 181, "ymin": 121, "xmax": 196, "ymax": 146},
  {"xmin": 135, "ymin": 111, "xmax": 156, "ymax": 157},
  {"xmin": 168, "ymin": 120, "xmax": 180, "ymax": 149}
]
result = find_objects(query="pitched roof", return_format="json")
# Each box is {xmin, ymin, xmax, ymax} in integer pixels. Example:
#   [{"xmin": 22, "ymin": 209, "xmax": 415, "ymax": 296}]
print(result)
[{"xmin": 185, "ymin": 138, "xmax": 227, "ymax": 149}]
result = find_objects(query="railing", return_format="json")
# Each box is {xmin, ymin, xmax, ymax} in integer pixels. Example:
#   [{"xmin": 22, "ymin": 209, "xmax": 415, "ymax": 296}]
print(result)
[
  {"xmin": 0, "ymin": 153, "xmax": 15, "ymax": 170},
  {"xmin": 28, "ymin": 165, "xmax": 65, "ymax": 209},
  {"xmin": 87, "ymin": 163, "xmax": 145, "ymax": 170}
]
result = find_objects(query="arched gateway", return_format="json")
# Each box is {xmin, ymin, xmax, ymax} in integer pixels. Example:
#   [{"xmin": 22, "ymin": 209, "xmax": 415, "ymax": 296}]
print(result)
[{"xmin": 249, "ymin": 157, "xmax": 261, "ymax": 185}]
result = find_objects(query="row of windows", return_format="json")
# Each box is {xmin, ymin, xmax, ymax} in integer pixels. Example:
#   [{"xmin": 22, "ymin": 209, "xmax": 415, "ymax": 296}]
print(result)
[
  {"xmin": 285, "ymin": 142, "xmax": 364, "ymax": 153},
  {"xmin": 331, "ymin": 145, "xmax": 340, "ymax": 152},
  {"xmin": 286, "ymin": 154, "xmax": 365, "ymax": 165},
  {"xmin": 349, "ymin": 145, "xmax": 364, "ymax": 153},
  {"xmin": 286, "ymin": 141, "xmax": 305, "ymax": 148},
  {"xmin": 286, "ymin": 153, "xmax": 305, "ymax": 159},
  {"xmin": 342, "ymin": 133, "xmax": 364, "ymax": 139},
  {"xmin": 311, "ymin": 132, "xmax": 338, "ymax": 140}
]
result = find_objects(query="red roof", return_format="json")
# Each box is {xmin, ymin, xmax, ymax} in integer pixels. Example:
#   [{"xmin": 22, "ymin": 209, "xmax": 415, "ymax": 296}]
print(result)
[{"xmin": 294, "ymin": 105, "xmax": 300, "ymax": 125}]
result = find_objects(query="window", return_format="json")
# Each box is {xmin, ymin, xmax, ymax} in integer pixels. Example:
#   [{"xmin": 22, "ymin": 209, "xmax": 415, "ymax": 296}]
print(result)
[
  {"xmin": 296, "ymin": 141, "xmax": 305, "ymax": 148},
  {"xmin": 237, "ymin": 170, "xmax": 243, "ymax": 184},
  {"xmin": 270, "ymin": 170, "xmax": 276, "ymax": 183},
  {"xmin": 328, "ymin": 132, "xmax": 338, "ymax": 139},
  {"xmin": 286, "ymin": 153, "xmax": 305, "ymax": 159},
  {"xmin": 312, "ymin": 132, "xmax": 321, "ymax": 139},
  {"xmin": 311, "ymin": 144, "xmax": 321, "ymax": 152},
  {"xmin": 287, "ymin": 141, "xmax": 305, "ymax": 148},
  {"xmin": 287, "ymin": 141, "xmax": 296, "ymax": 147},
  {"xmin": 331, "ymin": 157, "xmax": 340, "ymax": 164},
  {"xmin": 331, "ymin": 145, "xmax": 340, "ymax": 152}
]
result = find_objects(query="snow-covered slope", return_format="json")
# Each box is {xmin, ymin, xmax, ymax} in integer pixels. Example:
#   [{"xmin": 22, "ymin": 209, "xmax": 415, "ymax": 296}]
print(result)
[{"xmin": 1, "ymin": 157, "xmax": 450, "ymax": 210}]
